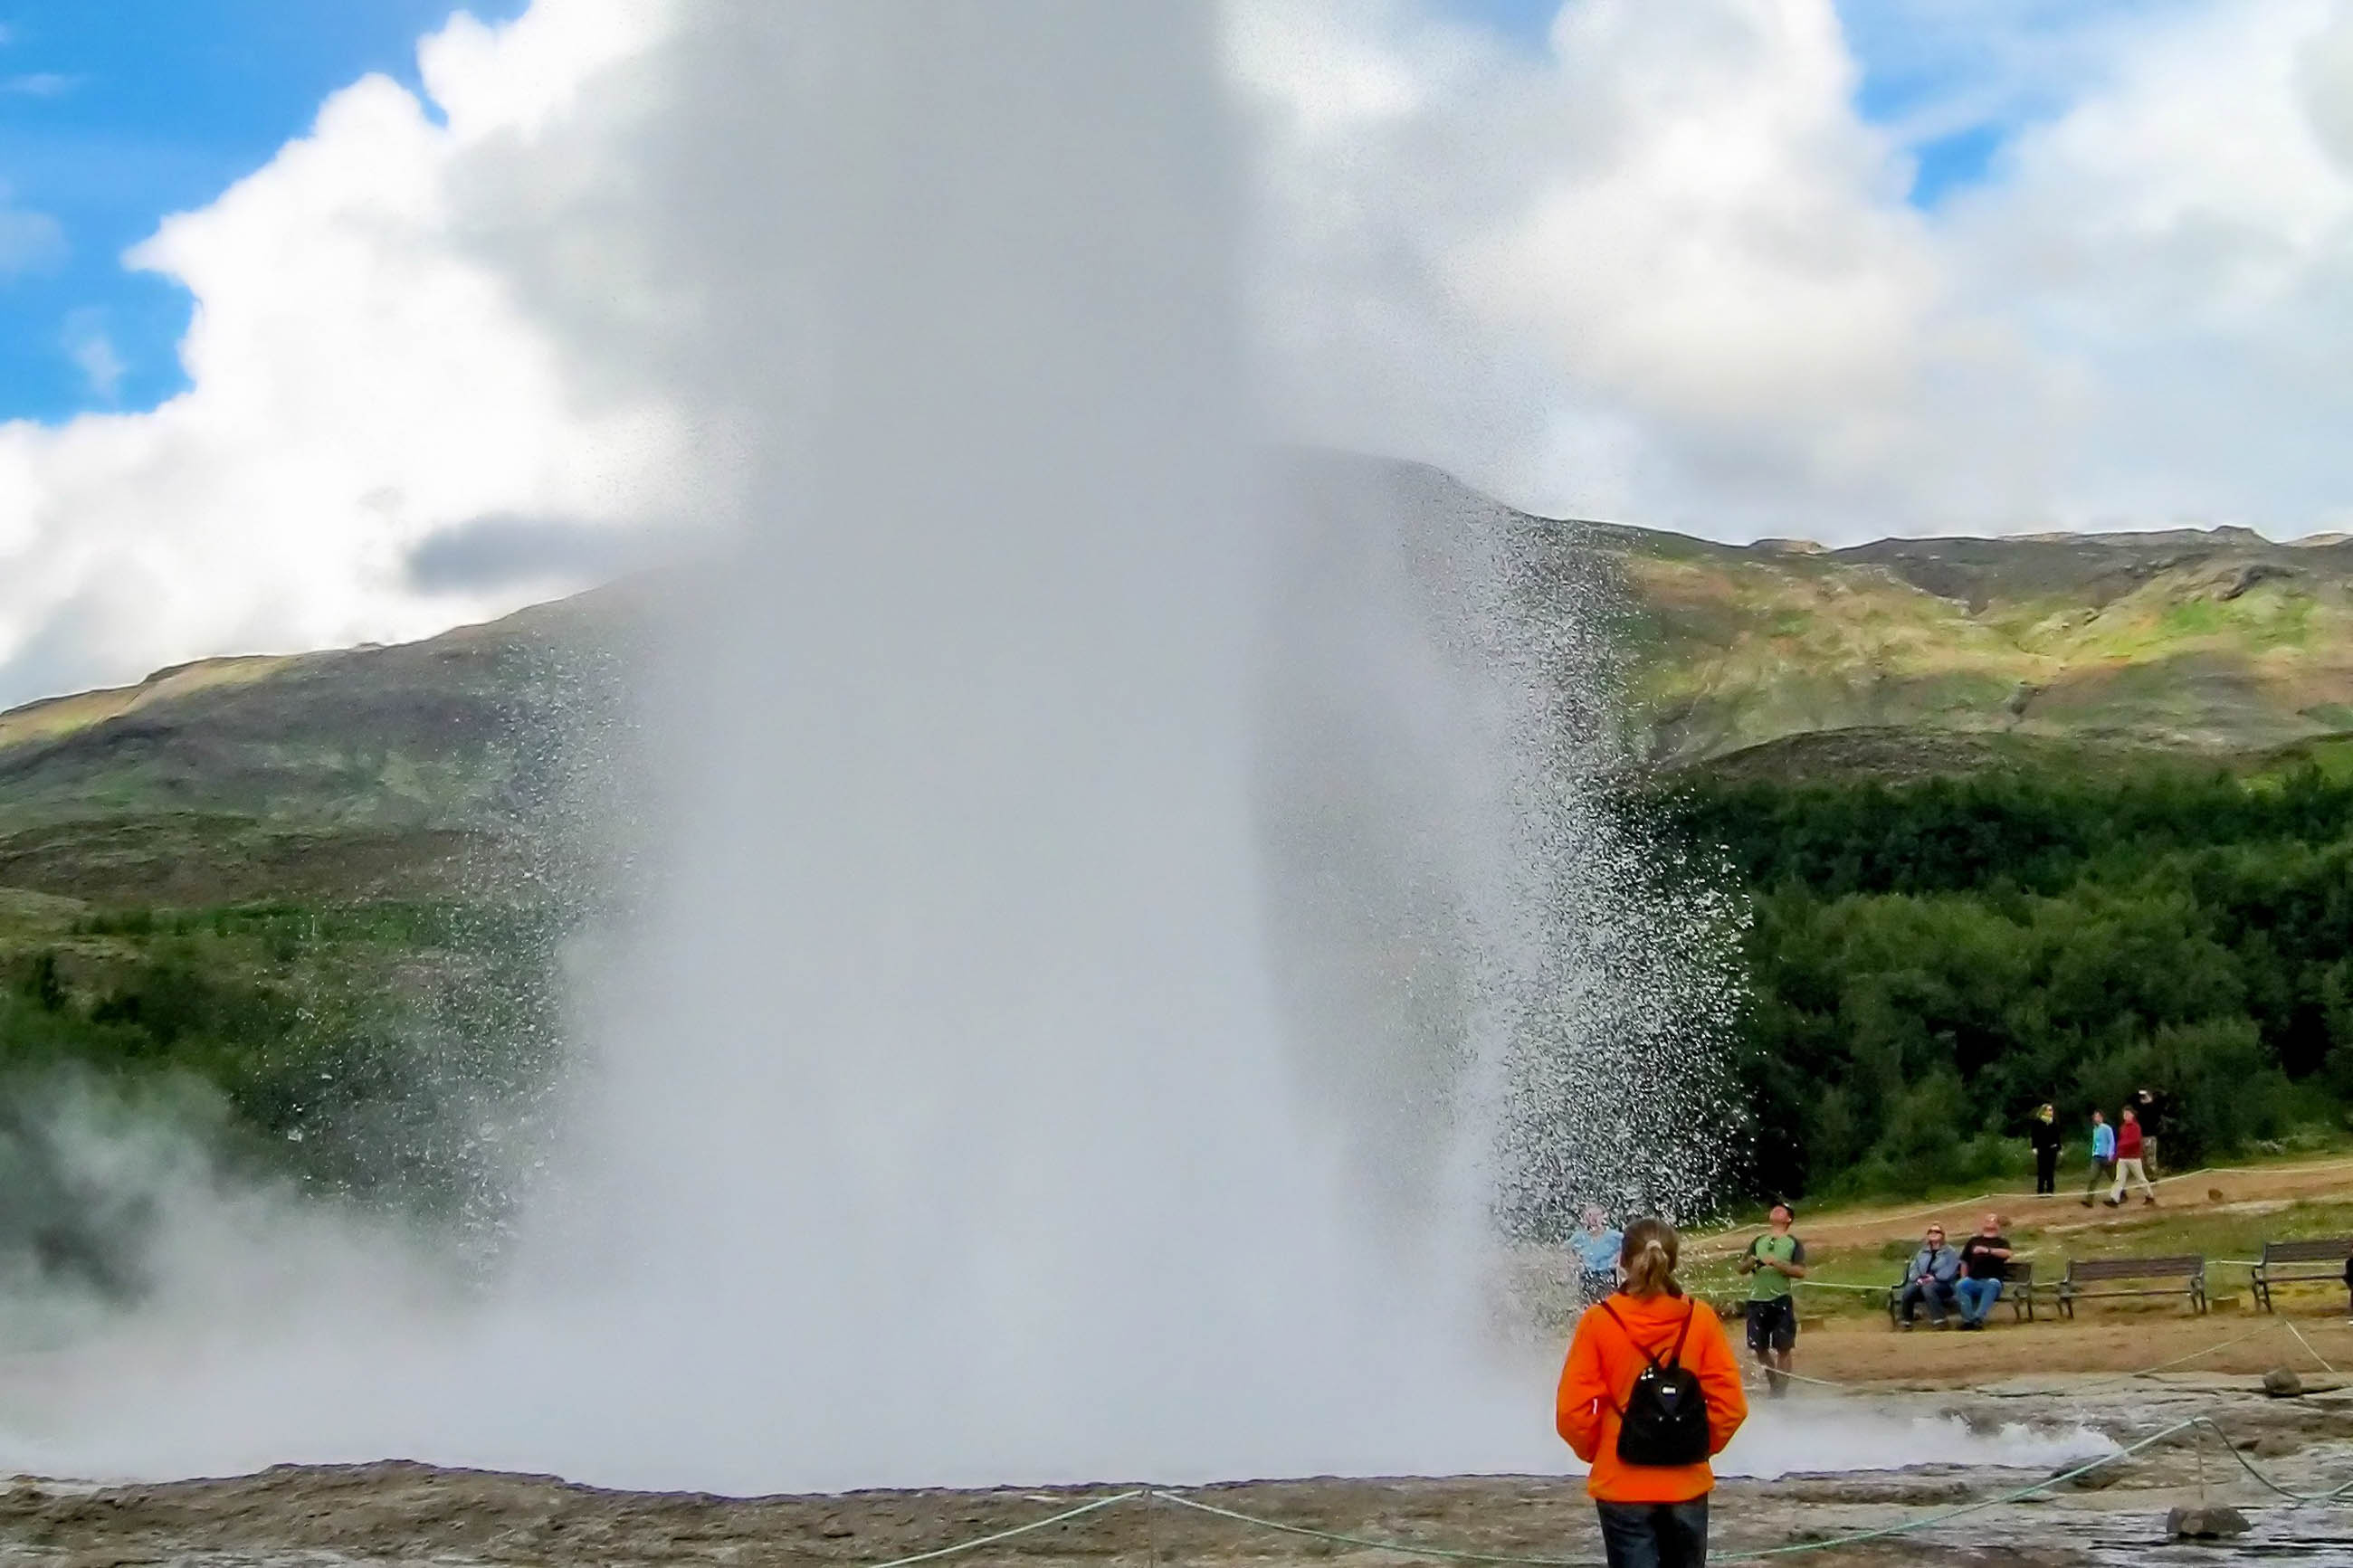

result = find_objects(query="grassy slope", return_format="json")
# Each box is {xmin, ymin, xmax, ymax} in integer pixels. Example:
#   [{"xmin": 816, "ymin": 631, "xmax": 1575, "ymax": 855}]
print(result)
[
  {"xmin": 1596, "ymin": 521, "xmax": 2353, "ymax": 775},
  {"xmin": 0, "ymin": 592, "xmax": 624, "ymax": 907},
  {"xmin": 7, "ymin": 489, "xmax": 2345, "ymax": 874}
]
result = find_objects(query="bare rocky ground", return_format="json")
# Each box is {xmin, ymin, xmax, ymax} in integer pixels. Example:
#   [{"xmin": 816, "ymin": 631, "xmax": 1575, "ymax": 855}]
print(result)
[
  {"xmin": 4, "ymin": 1375, "xmax": 2352, "ymax": 1567},
  {"xmin": 13, "ymin": 1162, "xmax": 2353, "ymax": 1567}
]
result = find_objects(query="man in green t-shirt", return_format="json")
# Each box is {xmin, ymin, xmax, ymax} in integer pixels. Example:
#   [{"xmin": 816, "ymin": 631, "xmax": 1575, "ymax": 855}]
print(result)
[{"xmin": 1738, "ymin": 1202, "xmax": 1808, "ymax": 1398}]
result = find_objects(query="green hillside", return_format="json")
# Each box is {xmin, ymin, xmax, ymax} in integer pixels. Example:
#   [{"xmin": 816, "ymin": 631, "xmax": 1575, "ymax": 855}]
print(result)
[
  {"xmin": 0, "ymin": 591, "xmax": 624, "ymax": 906},
  {"xmin": 1, "ymin": 465, "xmax": 2349, "ymax": 1250},
  {"xmin": 1599, "ymin": 521, "xmax": 2353, "ymax": 774}
]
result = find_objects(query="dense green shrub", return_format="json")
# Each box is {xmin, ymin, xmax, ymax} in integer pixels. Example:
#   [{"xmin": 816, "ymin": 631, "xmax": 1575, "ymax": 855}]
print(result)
[
  {"xmin": 0, "ymin": 904, "xmax": 563, "ymax": 1221},
  {"xmin": 1658, "ymin": 766, "xmax": 2353, "ymax": 1201}
]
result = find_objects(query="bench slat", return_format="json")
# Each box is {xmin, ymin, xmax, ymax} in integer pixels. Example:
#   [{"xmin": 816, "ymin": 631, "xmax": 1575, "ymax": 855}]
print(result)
[
  {"xmin": 2259, "ymin": 1239, "xmax": 2353, "ymax": 1265},
  {"xmin": 2064, "ymin": 1256, "xmax": 2202, "ymax": 1281}
]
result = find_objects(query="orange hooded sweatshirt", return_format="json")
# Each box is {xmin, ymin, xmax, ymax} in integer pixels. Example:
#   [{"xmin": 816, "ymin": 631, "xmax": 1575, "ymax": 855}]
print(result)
[{"xmin": 1555, "ymin": 1290, "xmax": 1748, "ymax": 1503}]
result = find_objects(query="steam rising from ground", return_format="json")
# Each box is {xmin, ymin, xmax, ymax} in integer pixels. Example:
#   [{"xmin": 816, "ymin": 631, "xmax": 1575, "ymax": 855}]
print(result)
[{"xmin": 0, "ymin": 3, "xmax": 1969, "ymax": 1494}]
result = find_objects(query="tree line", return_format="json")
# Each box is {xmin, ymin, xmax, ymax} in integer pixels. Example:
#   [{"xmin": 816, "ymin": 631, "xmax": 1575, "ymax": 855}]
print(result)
[{"xmin": 1652, "ymin": 764, "xmax": 2353, "ymax": 1201}]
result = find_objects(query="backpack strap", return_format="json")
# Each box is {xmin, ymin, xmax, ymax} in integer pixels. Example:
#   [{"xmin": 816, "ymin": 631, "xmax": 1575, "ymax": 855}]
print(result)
[
  {"xmin": 1665, "ymin": 1302, "xmax": 1695, "ymax": 1371},
  {"xmin": 1592, "ymin": 1300, "xmax": 1640, "ymax": 1420},
  {"xmin": 1596, "ymin": 1299, "xmax": 1661, "ymax": 1370}
]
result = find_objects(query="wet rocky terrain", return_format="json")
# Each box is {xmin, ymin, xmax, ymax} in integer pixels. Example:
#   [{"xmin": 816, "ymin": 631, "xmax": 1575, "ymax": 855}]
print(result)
[{"xmin": 4, "ymin": 1376, "xmax": 2350, "ymax": 1566}]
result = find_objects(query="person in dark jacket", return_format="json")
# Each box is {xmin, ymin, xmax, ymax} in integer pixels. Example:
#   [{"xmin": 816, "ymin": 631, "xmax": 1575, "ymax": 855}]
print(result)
[
  {"xmin": 2134, "ymin": 1088, "xmax": 2167, "ymax": 1177},
  {"xmin": 1953, "ymin": 1214, "xmax": 2014, "ymax": 1329},
  {"xmin": 2028, "ymin": 1104, "xmax": 2062, "ymax": 1194}
]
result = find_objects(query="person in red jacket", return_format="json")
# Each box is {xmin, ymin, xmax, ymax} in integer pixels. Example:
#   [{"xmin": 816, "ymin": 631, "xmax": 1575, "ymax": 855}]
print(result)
[
  {"xmin": 1557, "ymin": 1218, "xmax": 1749, "ymax": 1567},
  {"xmin": 2106, "ymin": 1104, "xmax": 2157, "ymax": 1205}
]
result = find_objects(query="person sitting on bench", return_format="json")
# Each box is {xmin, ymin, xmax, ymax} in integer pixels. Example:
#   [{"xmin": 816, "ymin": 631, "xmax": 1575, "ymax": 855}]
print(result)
[
  {"xmin": 1954, "ymin": 1214, "xmax": 2014, "ymax": 1330},
  {"xmin": 1897, "ymin": 1224, "xmax": 1961, "ymax": 1329}
]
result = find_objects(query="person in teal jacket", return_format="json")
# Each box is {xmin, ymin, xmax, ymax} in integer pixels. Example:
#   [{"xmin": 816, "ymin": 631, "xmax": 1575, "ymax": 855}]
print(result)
[{"xmin": 2080, "ymin": 1108, "xmax": 2116, "ymax": 1206}]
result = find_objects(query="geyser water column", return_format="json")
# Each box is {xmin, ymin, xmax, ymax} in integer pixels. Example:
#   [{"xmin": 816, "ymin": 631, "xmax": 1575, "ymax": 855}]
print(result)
[{"xmin": 548, "ymin": 5, "xmax": 1536, "ymax": 1487}]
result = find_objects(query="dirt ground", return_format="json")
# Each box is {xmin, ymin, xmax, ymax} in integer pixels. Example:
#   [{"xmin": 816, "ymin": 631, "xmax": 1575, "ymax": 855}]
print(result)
[
  {"xmin": 6, "ymin": 1372, "xmax": 2353, "ymax": 1568},
  {"xmin": 1681, "ymin": 1152, "xmax": 2353, "ymax": 1259},
  {"xmin": 9, "ymin": 1155, "xmax": 2353, "ymax": 1566},
  {"xmin": 1789, "ymin": 1308, "xmax": 2353, "ymax": 1387}
]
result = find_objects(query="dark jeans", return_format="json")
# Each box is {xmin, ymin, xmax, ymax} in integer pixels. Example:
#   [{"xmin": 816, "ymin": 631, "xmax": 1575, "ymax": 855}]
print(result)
[
  {"xmin": 1899, "ymin": 1278, "xmax": 1954, "ymax": 1325},
  {"xmin": 2034, "ymin": 1150, "xmax": 2057, "ymax": 1193},
  {"xmin": 1956, "ymin": 1276, "xmax": 2005, "ymax": 1325},
  {"xmin": 2083, "ymin": 1157, "xmax": 2114, "ymax": 1197},
  {"xmin": 1596, "ymin": 1498, "xmax": 1710, "ymax": 1568}
]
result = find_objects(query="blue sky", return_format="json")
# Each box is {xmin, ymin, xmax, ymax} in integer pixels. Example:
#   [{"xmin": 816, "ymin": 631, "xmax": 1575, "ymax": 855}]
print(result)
[{"xmin": 0, "ymin": 0, "xmax": 524, "ymax": 422}]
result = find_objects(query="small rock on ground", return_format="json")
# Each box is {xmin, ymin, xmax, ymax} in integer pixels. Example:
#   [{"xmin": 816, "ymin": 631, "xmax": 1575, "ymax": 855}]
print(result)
[{"xmin": 2166, "ymin": 1504, "xmax": 2252, "ymax": 1539}]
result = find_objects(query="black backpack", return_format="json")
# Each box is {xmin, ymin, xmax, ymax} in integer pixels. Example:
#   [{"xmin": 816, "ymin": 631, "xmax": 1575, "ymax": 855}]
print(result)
[{"xmin": 1596, "ymin": 1300, "xmax": 1711, "ymax": 1467}]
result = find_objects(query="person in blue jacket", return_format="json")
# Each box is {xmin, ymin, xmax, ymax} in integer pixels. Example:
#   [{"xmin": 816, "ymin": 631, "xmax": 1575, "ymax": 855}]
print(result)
[
  {"xmin": 1897, "ymin": 1223, "xmax": 1962, "ymax": 1329},
  {"xmin": 2080, "ymin": 1108, "xmax": 2116, "ymax": 1206},
  {"xmin": 1574, "ymin": 1205, "xmax": 1624, "ymax": 1306}
]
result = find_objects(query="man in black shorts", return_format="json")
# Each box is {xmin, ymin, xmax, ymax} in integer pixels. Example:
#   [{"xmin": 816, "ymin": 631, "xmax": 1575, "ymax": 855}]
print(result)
[{"xmin": 1738, "ymin": 1202, "xmax": 1807, "ymax": 1396}]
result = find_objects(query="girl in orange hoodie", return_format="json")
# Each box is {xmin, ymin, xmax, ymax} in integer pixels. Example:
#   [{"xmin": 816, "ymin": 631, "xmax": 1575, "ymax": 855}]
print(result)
[{"xmin": 1556, "ymin": 1218, "xmax": 1748, "ymax": 1568}]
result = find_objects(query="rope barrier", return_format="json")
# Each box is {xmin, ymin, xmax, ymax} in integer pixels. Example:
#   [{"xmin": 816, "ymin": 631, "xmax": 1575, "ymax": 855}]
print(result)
[
  {"xmin": 1785, "ymin": 1278, "xmax": 1887, "ymax": 1294},
  {"xmin": 1148, "ymin": 1489, "xmax": 1592, "ymax": 1566},
  {"xmin": 1747, "ymin": 1365, "xmax": 1850, "ymax": 1391},
  {"xmin": 2285, "ymin": 1318, "xmax": 2339, "ymax": 1374},
  {"xmin": 1719, "ymin": 1314, "xmax": 2353, "ymax": 1399},
  {"xmin": 1683, "ymin": 1152, "xmax": 2353, "ymax": 1255},
  {"xmin": 1141, "ymin": 1417, "xmax": 2291, "ymax": 1565},
  {"xmin": 2185, "ymin": 1415, "xmax": 2353, "ymax": 1504},
  {"xmin": 857, "ymin": 1489, "xmax": 1143, "ymax": 1568},
  {"xmin": 2070, "ymin": 1320, "xmax": 2296, "ymax": 1389},
  {"xmin": 843, "ymin": 1338, "xmax": 2353, "ymax": 1568},
  {"xmin": 1720, "ymin": 1419, "xmax": 2206, "ymax": 1560},
  {"xmin": 841, "ymin": 1228, "xmax": 2353, "ymax": 1568}
]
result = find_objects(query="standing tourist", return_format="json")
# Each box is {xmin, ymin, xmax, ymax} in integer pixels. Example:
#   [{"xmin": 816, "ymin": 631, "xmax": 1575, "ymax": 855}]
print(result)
[
  {"xmin": 1576, "ymin": 1205, "xmax": 1625, "ymax": 1307},
  {"xmin": 2135, "ymin": 1088, "xmax": 2167, "ymax": 1178},
  {"xmin": 2028, "ymin": 1104, "xmax": 2062, "ymax": 1195},
  {"xmin": 1953, "ymin": 1214, "xmax": 2014, "ymax": 1329},
  {"xmin": 1737, "ymin": 1202, "xmax": 1807, "ymax": 1397},
  {"xmin": 2107, "ymin": 1106, "xmax": 2157, "ymax": 1205},
  {"xmin": 2080, "ymin": 1108, "xmax": 2115, "ymax": 1207},
  {"xmin": 1557, "ymin": 1218, "xmax": 1748, "ymax": 1568}
]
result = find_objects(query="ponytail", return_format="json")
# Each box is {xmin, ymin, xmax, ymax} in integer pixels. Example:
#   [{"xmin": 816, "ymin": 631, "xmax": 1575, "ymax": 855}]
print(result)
[{"xmin": 1618, "ymin": 1216, "xmax": 1683, "ymax": 1298}]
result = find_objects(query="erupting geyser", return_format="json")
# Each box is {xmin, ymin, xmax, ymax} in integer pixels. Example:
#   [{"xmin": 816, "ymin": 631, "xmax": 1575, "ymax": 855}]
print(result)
[
  {"xmin": 539, "ymin": 2, "xmax": 1540, "ymax": 1487},
  {"xmin": 0, "ymin": 2, "xmax": 1565, "ymax": 1492}
]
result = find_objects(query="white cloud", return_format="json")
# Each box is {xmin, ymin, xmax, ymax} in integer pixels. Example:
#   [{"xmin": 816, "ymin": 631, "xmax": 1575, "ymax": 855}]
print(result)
[
  {"xmin": 0, "ymin": 0, "xmax": 686, "ymax": 706},
  {"xmin": 3, "ymin": 71, "xmax": 80, "ymax": 98},
  {"xmin": 1237, "ymin": 0, "xmax": 2353, "ymax": 539},
  {"xmin": 0, "ymin": 180, "xmax": 63, "ymax": 279},
  {"xmin": 60, "ymin": 310, "xmax": 122, "ymax": 400},
  {"xmin": 5, "ymin": 0, "xmax": 2351, "ymax": 707}
]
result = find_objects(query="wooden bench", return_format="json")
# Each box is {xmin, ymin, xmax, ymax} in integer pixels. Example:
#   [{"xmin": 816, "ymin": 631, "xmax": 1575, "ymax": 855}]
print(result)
[
  {"xmin": 2250, "ymin": 1238, "xmax": 2353, "ymax": 1313},
  {"xmin": 1887, "ymin": 1260, "xmax": 2037, "ymax": 1326},
  {"xmin": 2055, "ymin": 1254, "xmax": 2206, "ymax": 1317}
]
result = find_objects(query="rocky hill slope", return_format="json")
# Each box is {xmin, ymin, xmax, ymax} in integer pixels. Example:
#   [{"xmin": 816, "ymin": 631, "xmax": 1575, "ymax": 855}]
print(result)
[
  {"xmin": 1606, "ymin": 521, "xmax": 2353, "ymax": 779},
  {"xmin": 0, "ymin": 593, "xmax": 622, "ymax": 906}
]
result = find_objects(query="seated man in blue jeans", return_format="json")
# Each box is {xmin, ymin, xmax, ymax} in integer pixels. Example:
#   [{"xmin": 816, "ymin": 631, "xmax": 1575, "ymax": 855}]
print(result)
[
  {"xmin": 1896, "ymin": 1223, "xmax": 1960, "ymax": 1328},
  {"xmin": 1953, "ymin": 1213, "xmax": 2013, "ymax": 1330}
]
